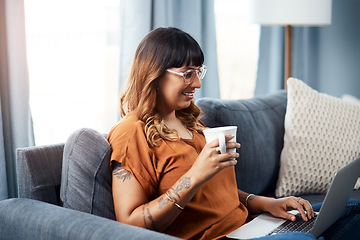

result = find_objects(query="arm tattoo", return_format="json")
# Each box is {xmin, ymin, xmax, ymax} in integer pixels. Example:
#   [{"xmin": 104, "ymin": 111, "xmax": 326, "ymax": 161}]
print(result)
[
  {"xmin": 142, "ymin": 204, "xmax": 158, "ymax": 231},
  {"xmin": 158, "ymin": 177, "xmax": 191, "ymax": 210},
  {"xmin": 171, "ymin": 177, "xmax": 191, "ymax": 199},
  {"xmin": 147, "ymin": 208, "xmax": 157, "ymax": 231},
  {"xmin": 142, "ymin": 205, "xmax": 148, "ymax": 229},
  {"xmin": 158, "ymin": 196, "xmax": 169, "ymax": 209},
  {"xmin": 112, "ymin": 162, "xmax": 132, "ymax": 182}
]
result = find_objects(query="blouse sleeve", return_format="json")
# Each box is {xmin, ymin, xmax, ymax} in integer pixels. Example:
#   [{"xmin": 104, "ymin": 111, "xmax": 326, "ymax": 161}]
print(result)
[{"xmin": 107, "ymin": 119, "xmax": 157, "ymax": 197}]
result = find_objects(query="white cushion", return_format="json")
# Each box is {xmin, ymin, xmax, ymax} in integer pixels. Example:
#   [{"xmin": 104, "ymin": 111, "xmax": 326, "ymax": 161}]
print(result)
[
  {"xmin": 275, "ymin": 78, "xmax": 360, "ymax": 197},
  {"xmin": 342, "ymin": 94, "xmax": 360, "ymax": 106}
]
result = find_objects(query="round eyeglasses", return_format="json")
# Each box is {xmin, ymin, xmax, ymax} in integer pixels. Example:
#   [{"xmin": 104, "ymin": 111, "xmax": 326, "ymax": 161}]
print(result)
[{"xmin": 166, "ymin": 65, "xmax": 208, "ymax": 85}]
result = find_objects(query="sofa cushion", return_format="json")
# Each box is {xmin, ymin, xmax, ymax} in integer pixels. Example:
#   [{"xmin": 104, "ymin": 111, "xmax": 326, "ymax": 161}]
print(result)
[
  {"xmin": 275, "ymin": 78, "xmax": 360, "ymax": 197},
  {"xmin": 196, "ymin": 91, "xmax": 287, "ymax": 195},
  {"xmin": 60, "ymin": 128, "xmax": 115, "ymax": 220}
]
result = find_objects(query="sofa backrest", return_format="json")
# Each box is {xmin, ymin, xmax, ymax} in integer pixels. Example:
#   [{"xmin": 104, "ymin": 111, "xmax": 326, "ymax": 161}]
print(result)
[{"xmin": 196, "ymin": 91, "xmax": 287, "ymax": 195}]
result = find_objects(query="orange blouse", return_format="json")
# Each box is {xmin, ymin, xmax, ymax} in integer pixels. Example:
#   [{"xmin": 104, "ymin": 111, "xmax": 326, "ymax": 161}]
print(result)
[{"xmin": 107, "ymin": 112, "xmax": 248, "ymax": 239}]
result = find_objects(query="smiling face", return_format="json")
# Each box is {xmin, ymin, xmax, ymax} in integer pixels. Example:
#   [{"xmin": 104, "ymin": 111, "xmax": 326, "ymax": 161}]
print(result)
[
  {"xmin": 122, "ymin": 28, "xmax": 205, "ymax": 119},
  {"xmin": 158, "ymin": 65, "xmax": 202, "ymax": 114}
]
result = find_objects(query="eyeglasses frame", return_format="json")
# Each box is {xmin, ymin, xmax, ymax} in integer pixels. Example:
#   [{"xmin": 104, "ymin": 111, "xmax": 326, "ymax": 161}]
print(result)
[{"xmin": 166, "ymin": 65, "xmax": 207, "ymax": 85}]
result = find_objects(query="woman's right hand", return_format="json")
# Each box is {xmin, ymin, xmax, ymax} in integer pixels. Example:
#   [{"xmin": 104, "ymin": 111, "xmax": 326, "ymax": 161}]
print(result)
[{"xmin": 188, "ymin": 134, "xmax": 240, "ymax": 185}]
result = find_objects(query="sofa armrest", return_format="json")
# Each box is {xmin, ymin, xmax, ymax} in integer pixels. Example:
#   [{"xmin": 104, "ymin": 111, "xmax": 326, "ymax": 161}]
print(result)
[
  {"xmin": 0, "ymin": 198, "xmax": 179, "ymax": 240},
  {"xmin": 17, "ymin": 144, "xmax": 64, "ymax": 205}
]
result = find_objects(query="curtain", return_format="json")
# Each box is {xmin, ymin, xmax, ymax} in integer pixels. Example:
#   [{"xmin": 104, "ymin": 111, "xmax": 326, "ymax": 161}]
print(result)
[
  {"xmin": 0, "ymin": 0, "xmax": 35, "ymax": 200},
  {"xmin": 119, "ymin": 0, "xmax": 219, "ymax": 99},
  {"xmin": 255, "ymin": 0, "xmax": 360, "ymax": 98}
]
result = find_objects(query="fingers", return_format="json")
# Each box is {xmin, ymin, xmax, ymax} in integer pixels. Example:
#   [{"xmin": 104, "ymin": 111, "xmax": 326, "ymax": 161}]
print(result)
[
  {"xmin": 218, "ymin": 158, "xmax": 238, "ymax": 169},
  {"xmin": 208, "ymin": 137, "xmax": 241, "ymax": 155},
  {"xmin": 209, "ymin": 145, "xmax": 239, "ymax": 169},
  {"xmin": 295, "ymin": 197, "xmax": 315, "ymax": 220},
  {"xmin": 224, "ymin": 134, "xmax": 236, "ymax": 142},
  {"xmin": 207, "ymin": 134, "xmax": 238, "ymax": 148},
  {"xmin": 212, "ymin": 148, "xmax": 239, "ymax": 162},
  {"xmin": 289, "ymin": 197, "xmax": 315, "ymax": 222}
]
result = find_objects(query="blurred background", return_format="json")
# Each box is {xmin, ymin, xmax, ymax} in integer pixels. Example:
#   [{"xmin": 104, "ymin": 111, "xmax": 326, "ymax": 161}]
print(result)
[{"xmin": 24, "ymin": 0, "xmax": 259, "ymax": 145}]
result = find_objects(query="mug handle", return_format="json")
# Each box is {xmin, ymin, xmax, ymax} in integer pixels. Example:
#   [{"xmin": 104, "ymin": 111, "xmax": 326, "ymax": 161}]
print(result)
[{"xmin": 218, "ymin": 132, "xmax": 226, "ymax": 154}]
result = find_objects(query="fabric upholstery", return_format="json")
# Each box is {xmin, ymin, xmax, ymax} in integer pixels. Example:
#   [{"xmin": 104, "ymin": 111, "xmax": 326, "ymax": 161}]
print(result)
[
  {"xmin": 60, "ymin": 128, "xmax": 115, "ymax": 220},
  {"xmin": 196, "ymin": 91, "xmax": 287, "ymax": 195},
  {"xmin": 17, "ymin": 143, "xmax": 64, "ymax": 205},
  {"xmin": 0, "ymin": 198, "xmax": 179, "ymax": 240},
  {"xmin": 276, "ymin": 78, "xmax": 360, "ymax": 197}
]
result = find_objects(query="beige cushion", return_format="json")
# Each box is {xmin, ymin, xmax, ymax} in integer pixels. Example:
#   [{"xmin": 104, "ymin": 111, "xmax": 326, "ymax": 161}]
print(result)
[{"xmin": 275, "ymin": 78, "xmax": 360, "ymax": 197}]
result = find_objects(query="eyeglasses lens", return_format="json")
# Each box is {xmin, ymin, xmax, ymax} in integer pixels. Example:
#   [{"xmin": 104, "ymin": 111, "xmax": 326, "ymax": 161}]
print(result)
[
  {"xmin": 183, "ymin": 71, "xmax": 195, "ymax": 80},
  {"xmin": 198, "ymin": 68, "xmax": 204, "ymax": 79},
  {"xmin": 179, "ymin": 66, "xmax": 207, "ymax": 84}
]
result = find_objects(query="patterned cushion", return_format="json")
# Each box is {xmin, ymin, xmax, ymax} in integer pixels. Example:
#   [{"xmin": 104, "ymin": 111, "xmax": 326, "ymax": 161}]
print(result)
[
  {"xmin": 275, "ymin": 78, "xmax": 360, "ymax": 197},
  {"xmin": 60, "ymin": 128, "xmax": 115, "ymax": 220}
]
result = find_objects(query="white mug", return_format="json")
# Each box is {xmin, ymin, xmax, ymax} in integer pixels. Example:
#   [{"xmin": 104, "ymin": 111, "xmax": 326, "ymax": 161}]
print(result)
[{"xmin": 203, "ymin": 126, "xmax": 237, "ymax": 154}]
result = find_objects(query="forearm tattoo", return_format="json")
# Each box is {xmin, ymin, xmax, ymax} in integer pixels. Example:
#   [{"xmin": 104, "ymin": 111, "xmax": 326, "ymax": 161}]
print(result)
[
  {"xmin": 158, "ymin": 196, "xmax": 168, "ymax": 209},
  {"xmin": 171, "ymin": 177, "xmax": 191, "ymax": 199},
  {"xmin": 158, "ymin": 177, "xmax": 192, "ymax": 211},
  {"xmin": 143, "ymin": 204, "xmax": 158, "ymax": 231},
  {"xmin": 112, "ymin": 162, "xmax": 132, "ymax": 182}
]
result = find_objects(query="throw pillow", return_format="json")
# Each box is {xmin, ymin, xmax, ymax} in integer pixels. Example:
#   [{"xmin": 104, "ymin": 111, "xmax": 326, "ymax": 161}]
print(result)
[
  {"xmin": 60, "ymin": 128, "xmax": 116, "ymax": 220},
  {"xmin": 342, "ymin": 94, "xmax": 360, "ymax": 106},
  {"xmin": 275, "ymin": 78, "xmax": 360, "ymax": 197}
]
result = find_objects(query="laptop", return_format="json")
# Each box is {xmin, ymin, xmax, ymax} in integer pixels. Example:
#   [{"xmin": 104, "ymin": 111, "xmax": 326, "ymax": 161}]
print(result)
[{"xmin": 227, "ymin": 157, "xmax": 360, "ymax": 239}]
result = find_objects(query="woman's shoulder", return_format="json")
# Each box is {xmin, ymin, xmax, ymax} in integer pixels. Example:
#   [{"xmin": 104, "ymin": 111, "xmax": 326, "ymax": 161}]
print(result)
[{"xmin": 107, "ymin": 111, "xmax": 146, "ymax": 144}]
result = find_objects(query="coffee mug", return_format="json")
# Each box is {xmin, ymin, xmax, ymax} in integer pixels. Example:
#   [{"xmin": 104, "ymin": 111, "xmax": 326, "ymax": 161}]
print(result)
[{"xmin": 203, "ymin": 126, "xmax": 237, "ymax": 154}]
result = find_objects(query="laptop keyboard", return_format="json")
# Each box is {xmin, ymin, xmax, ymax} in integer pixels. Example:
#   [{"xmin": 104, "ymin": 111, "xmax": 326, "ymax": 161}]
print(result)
[{"xmin": 268, "ymin": 213, "xmax": 317, "ymax": 235}]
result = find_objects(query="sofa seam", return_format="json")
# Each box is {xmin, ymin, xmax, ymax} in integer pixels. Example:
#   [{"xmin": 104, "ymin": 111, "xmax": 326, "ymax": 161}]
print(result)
[
  {"xmin": 91, "ymin": 145, "xmax": 112, "ymax": 214},
  {"xmin": 62, "ymin": 128, "xmax": 87, "ymax": 204}
]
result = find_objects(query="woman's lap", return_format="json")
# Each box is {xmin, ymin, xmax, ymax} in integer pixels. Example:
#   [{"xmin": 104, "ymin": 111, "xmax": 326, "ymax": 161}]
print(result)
[
  {"xmin": 316, "ymin": 199, "xmax": 360, "ymax": 240},
  {"xmin": 230, "ymin": 199, "xmax": 360, "ymax": 240}
]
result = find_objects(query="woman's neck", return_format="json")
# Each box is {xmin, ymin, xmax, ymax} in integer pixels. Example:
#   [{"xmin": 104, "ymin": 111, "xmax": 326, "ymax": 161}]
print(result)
[
  {"xmin": 163, "ymin": 111, "xmax": 177, "ymax": 124},
  {"xmin": 163, "ymin": 111, "xmax": 193, "ymax": 139}
]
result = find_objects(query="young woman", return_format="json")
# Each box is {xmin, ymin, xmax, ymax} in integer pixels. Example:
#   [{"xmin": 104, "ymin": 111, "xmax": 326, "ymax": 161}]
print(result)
[{"xmin": 107, "ymin": 27, "xmax": 357, "ymax": 239}]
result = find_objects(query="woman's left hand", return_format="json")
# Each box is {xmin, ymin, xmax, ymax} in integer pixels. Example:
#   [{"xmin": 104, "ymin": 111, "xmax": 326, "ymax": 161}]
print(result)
[{"xmin": 265, "ymin": 196, "xmax": 315, "ymax": 222}]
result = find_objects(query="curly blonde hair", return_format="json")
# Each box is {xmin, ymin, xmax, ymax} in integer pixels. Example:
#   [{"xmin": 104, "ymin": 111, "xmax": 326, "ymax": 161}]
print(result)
[{"xmin": 120, "ymin": 27, "xmax": 206, "ymax": 146}]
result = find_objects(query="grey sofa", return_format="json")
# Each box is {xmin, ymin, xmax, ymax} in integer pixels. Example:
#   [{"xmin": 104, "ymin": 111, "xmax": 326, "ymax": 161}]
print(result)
[{"xmin": 0, "ymin": 90, "xmax": 359, "ymax": 240}]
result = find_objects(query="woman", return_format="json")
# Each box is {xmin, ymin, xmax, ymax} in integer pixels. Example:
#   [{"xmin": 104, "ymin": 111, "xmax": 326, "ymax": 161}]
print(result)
[{"xmin": 107, "ymin": 27, "xmax": 349, "ymax": 239}]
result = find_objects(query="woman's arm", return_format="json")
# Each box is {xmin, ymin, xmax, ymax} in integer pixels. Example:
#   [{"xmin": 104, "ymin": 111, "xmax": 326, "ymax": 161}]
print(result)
[
  {"xmin": 112, "ymin": 161, "xmax": 200, "ymax": 231},
  {"xmin": 238, "ymin": 190, "xmax": 315, "ymax": 222},
  {"xmin": 112, "ymin": 135, "xmax": 240, "ymax": 232}
]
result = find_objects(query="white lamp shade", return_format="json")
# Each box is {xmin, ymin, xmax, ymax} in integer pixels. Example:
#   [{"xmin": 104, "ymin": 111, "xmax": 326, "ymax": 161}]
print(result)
[{"xmin": 250, "ymin": 0, "xmax": 332, "ymax": 26}]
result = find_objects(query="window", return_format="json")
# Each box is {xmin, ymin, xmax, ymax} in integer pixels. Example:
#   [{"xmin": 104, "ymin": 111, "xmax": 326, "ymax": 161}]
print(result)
[
  {"xmin": 215, "ymin": 0, "xmax": 260, "ymax": 99},
  {"xmin": 25, "ymin": 0, "xmax": 120, "ymax": 145},
  {"xmin": 25, "ymin": 0, "xmax": 259, "ymax": 145}
]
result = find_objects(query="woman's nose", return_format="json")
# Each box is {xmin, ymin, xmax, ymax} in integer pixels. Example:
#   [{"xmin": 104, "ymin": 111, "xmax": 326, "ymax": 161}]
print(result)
[{"xmin": 190, "ymin": 75, "xmax": 202, "ymax": 88}]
